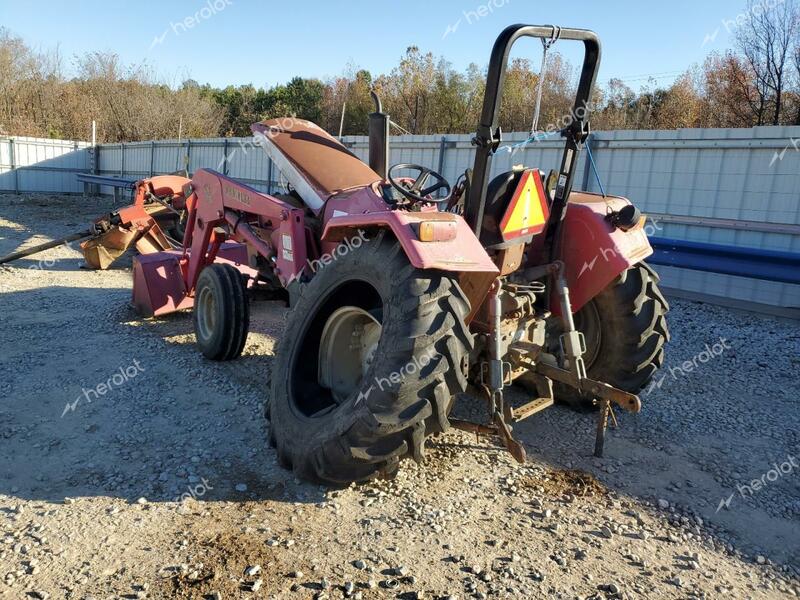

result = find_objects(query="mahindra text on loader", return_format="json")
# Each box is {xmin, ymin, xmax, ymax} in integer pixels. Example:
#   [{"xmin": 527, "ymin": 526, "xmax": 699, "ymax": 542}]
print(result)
[{"xmin": 118, "ymin": 24, "xmax": 670, "ymax": 484}]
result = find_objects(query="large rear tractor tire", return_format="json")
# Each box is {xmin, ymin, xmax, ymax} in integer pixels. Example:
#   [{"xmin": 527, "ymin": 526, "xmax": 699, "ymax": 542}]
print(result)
[
  {"xmin": 556, "ymin": 262, "xmax": 670, "ymax": 409},
  {"xmin": 193, "ymin": 263, "xmax": 250, "ymax": 361},
  {"xmin": 268, "ymin": 233, "xmax": 473, "ymax": 485}
]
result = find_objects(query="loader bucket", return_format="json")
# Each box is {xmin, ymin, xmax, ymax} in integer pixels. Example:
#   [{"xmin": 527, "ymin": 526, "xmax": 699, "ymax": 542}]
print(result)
[
  {"xmin": 132, "ymin": 250, "xmax": 193, "ymax": 317},
  {"xmin": 131, "ymin": 243, "xmax": 255, "ymax": 317}
]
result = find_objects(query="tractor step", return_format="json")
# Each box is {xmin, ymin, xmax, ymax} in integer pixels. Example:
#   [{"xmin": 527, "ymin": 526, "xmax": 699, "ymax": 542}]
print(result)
[{"xmin": 512, "ymin": 396, "xmax": 554, "ymax": 421}]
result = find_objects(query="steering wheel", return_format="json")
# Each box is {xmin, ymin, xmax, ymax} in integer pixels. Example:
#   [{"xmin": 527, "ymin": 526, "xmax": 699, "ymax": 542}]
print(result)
[{"xmin": 388, "ymin": 163, "xmax": 451, "ymax": 204}]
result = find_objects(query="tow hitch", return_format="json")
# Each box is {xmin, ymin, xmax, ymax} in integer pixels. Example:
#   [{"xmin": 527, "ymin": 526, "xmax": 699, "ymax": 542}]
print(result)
[{"xmin": 452, "ymin": 263, "xmax": 642, "ymax": 461}]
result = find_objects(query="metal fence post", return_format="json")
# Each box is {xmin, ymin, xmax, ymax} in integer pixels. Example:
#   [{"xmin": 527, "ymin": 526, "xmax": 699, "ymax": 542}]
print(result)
[
  {"xmin": 267, "ymin": 157, "xmax": 274, "ymax": 194},
  {"xmin": 150, "ymin": 141, "xmax": 155, "ymax": 177},
  {"xmin": 222, "ymin": 138, "xmax": 229, "ymax": 176},
  {"xmin": 186, "ymin": 139, "xmax": 191, "ymax": 175},
  {"xmin": 116, "ymin": 143, "xmax": 125, "ymax": 203},
  {"xmin": 93, "ymin": 143, "xmax": 101, "ymax": 196},
  {"xmin": 9, "ymin": 138, "xmax": 19, "ymax": 194}
]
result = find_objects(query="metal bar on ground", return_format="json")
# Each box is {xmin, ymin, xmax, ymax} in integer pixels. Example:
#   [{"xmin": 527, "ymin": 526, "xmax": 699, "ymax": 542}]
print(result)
[
  {"xmin": 75, "ymin": 174, "xmax": 138, "ymax": 189},
  {"xmin": 0, "ymin": 230, "xmax": 93, "ymax": 265}
]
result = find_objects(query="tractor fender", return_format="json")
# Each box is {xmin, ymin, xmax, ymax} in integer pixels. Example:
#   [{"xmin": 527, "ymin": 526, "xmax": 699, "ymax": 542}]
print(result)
[
  {"xmin": 322, "ymin": 211, "xmax": 498, "ymax": 274},
  {"xmin": 322, "ymin": 210, "xmax": 498, "ymax": 322},
  {"xmin": 545, "ymin": 192, "xmax": 653, "ymax": 315}
]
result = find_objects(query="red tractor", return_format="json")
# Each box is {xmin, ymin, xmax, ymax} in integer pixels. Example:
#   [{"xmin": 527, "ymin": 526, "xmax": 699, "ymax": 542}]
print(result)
[{"xmin": 129, "ymin": 25, "xmax": 669, "ymax": 484}]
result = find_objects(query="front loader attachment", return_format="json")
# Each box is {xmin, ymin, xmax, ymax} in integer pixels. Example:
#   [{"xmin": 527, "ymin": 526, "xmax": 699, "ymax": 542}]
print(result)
[
  {"xmin": 131, "ymin": 243, "xmax": 255, "ymax": 317},
  {"xmin": 81, "ymin": 226, "xmax": 138, "ymax": 270}
]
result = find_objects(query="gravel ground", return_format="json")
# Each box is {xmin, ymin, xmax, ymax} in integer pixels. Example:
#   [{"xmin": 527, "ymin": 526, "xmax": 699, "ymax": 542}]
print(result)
[{"xmin": 0, "ymin": 193, "xmax": 799, "ymax": 600}]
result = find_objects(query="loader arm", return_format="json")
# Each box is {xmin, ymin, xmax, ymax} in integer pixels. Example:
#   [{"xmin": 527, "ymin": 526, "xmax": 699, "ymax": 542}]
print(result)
[{"xmin": 182, "ymin": 169, "xmax": 308, "ymax": 293}]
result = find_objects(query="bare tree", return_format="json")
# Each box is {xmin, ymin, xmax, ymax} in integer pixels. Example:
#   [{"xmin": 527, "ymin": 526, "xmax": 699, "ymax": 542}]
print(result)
[
  {"xmin": 794, "ymin": 36, "xmax": 800, "ymax": 123},
  {"xmin": 735, "ymin": 0, "xmax": 800, "ymax": 125}
]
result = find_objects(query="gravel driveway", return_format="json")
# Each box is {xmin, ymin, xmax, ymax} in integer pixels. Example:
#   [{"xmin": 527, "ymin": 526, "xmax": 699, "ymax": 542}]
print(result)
[{"xmin": 1, "ymin": 193, "xmax": 799, "ymax": 599}]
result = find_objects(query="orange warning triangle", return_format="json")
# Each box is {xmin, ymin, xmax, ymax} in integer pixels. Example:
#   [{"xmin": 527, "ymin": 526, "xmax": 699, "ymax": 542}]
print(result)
[{"xmin": 500, "ymin": 170, "xmax": 549, "ymax": 241}]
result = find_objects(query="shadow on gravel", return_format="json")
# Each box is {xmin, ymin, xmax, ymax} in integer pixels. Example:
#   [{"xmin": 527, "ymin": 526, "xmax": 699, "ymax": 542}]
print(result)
[
  {"xmin": 0, "ymin": 286, "xmax": 324, "ymax": 508},
  {"xmin": 2, "ymin": 277, "xmax": 799, "ymax": 568}
]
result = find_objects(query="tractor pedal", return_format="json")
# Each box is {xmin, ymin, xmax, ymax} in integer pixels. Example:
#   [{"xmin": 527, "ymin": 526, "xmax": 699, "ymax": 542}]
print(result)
[{"xmin": 512, "ymin": 397, "xmax": 554, "ymax": 421}]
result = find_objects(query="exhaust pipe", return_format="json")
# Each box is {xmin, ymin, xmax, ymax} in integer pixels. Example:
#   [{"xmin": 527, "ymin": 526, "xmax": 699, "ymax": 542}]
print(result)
[{"xmin": 368, "ymin": 90, "xmax": 390, "ymax": 179}]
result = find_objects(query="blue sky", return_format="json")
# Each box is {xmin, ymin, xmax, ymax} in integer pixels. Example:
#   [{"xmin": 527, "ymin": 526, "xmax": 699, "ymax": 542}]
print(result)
[{"xmin": 2, "ymin": 0, "xmax": 748, "ymax": 89}]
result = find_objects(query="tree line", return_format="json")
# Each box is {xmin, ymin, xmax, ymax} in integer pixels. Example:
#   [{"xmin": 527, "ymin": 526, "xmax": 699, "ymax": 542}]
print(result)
[{"xmin": 1, "ymin": 0, "xmax": 798, "ymax": 143}]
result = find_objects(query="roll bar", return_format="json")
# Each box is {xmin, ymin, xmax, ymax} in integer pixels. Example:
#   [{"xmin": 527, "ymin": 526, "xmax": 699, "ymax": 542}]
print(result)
[{"xmin": 465, "ymin": 24, "xmax": 602, "ymax": 252}]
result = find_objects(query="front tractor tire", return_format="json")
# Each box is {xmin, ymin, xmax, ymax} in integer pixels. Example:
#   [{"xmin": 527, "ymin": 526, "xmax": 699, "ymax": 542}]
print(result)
[
  {"xmin": 558, "ymin": 262, "xmax": 670, "ymax": 409},
  {"xmin": 268, "ymin": 233, "xmax": 473, "ymax": 485},
  {"xmin": 193, "ymin": 263, "xmax": 250, "ymax": 361}
]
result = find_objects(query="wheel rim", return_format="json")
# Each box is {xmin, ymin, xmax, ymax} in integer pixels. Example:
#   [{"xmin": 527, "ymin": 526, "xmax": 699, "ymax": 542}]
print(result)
[
  {"xmin": 196, "ymin": 285, "xmax": 216, "ymax": 342},
  {"xmin": 318, "ymin": 306, "xmax": 382, "ymax": 404}
]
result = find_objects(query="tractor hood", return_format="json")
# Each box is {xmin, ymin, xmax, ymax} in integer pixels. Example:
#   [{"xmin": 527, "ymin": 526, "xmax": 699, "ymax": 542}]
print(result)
[{"xmin": 251, "ymin": 118, "xmax": 382, "ymax": 212}]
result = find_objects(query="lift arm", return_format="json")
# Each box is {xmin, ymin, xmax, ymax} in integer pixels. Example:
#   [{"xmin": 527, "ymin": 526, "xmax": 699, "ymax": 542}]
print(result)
[{"xmin": 180, "ymin": 169, "xmax": 308, "ymax": 293}]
